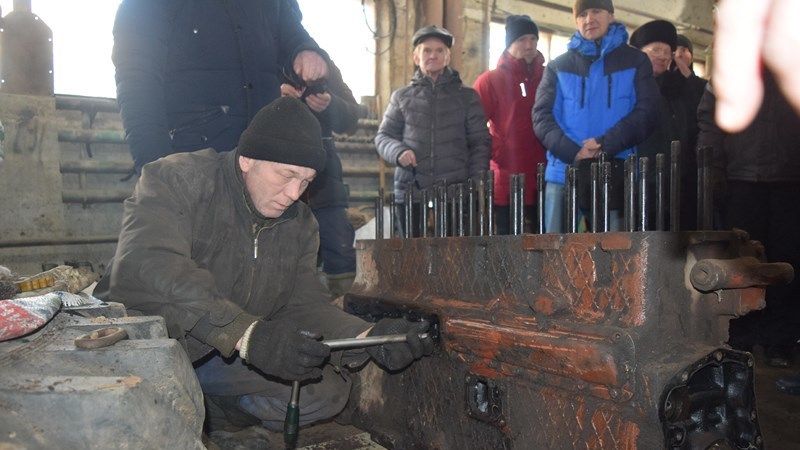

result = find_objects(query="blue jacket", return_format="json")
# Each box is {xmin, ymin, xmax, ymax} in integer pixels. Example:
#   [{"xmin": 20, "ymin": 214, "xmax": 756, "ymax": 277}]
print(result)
[
  {"xmin": 533, "ymin": 23, "xmax": 658, "ymax": 184},
  {"xmin": 113, "ymin": 0, "xmax": 323, "ymax": 170}
]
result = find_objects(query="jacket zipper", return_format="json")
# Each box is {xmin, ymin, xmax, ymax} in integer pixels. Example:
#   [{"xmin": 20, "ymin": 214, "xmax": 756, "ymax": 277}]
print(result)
[
  {"xmin": 607, "ymin": 74, "xmax": 612, "ymax": 108},
  {"xmin": 580, "ymin": 77, "xmax": 586, "ymax": 108}
]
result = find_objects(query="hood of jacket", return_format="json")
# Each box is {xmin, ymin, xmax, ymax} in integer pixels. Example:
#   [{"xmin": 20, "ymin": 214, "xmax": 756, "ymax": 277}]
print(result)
[
  {"xmin": 496, "ymin": 50, "xmax": 546, "ymax": 79},
  {"xmin": 568, "ymin": 22, "xmax": 628, "ymax": 59}
]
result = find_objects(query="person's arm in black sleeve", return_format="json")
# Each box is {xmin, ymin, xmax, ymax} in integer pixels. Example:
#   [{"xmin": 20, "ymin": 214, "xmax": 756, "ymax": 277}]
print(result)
[
  {"xmin": 533, "ymin": 65, "xmax": 581, "ymax": 163},
  {"xmin": 112, "ymin": 0, "xmax": 174, "ymax": 172},
  {"xmin": 595, "ymin": 54, "xmax": 660, "ymax": 155},
  {"xmin": 319, "ymin": 62, "xmax": 360, "ymax": 134},
  {"xmin": 275, "ymin": 0, "xmax": 330, "ymax": 74},
  {"xmin": 375, "ymin": 90, "xmax": 409, "ymax": 165},
  {"xmin": 696, "ymin": 84, "xmax": 728, "ymax": 202},
  {"xmin": 465, "ymin": 89, "xmax": 491, "ymax": 178}
]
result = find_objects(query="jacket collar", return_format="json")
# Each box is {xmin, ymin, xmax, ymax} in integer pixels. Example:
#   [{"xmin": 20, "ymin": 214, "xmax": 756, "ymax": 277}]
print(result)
[
  {"xmin": 223, "ymin": 149, "xmax": 299, "ymax": 228},
  {"xmin": 411, "ymin": 66, "xmax": 461, "ymax": 86},
  {"xmin": 568, "ymin": 22, "xmax": 628, "ymax": 58},
  {"xmin": 497, "ymin": 50, "xmax": 545, "ymax": 78}
]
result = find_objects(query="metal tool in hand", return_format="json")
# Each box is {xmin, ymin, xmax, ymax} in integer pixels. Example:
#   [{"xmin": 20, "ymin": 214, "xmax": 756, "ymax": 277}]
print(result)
[{"xmin": 283, "ymin": 332, "xmax": 429, "ymax": 448}]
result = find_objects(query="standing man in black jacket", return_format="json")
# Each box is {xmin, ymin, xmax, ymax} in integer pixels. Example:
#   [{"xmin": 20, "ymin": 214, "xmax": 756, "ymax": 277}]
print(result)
[{"xmin": 113, "ymin": 0, "xmax": 329, "ymax": 172}]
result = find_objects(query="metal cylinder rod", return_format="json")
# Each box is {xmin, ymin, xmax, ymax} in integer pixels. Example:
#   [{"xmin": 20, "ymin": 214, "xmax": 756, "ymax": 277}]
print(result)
[
  {"xmin": 467, "ymin": 179, "xmax": 476, "ymax": 236},
  {"xmin": 449, "ymin": 185, "xmax": 458, "ymax": 237},
  {"xmin": 537, "ymin": 163, "xmax": 545, "ymax": 234},
  {"xmin": 566, "ymin": 166, "xmax": 578, "ymax": 233},
  {"xmin": 600, "ymin": 161, "xmax": 611, "ymax": 232},
  {"xmin": 486, "ymin": 171, "xmax": 495, "ymax": 236},
  {"xmin": 670, "ymin": 141, "xmax": 681, "ymax": 231},
  {"xmin": 440, "ymin": 184, "xmax": 449, "ymax": 237},
  {"xmin": 477, "ymin": 176, "xmax": 486, "ymax": 237},
  {"xmin": 375, "ymin": 188, "xmax": 384, "ymax": 239},
  {"xmin": 455, "ymin": 183, "xmax": 465, "ymax": 237},
  {"xmin": 638, "ymin": 157, "xmax": 649, "ymax": 231},
  {"xmin": 510, "ymin": 174, "xmax": 519, "ymax": 236},
  {"xmin": 419, "ymin": 189, "xmax": 428, "ymax": 238},
  {"xmin": 404, "ymin": 188, "xmax": 413, "ymax": 238},
  {"xmin": 518, "ymin": 173, "xmax": 526, "ymax": 234},
  {"xmin": 655, "ymin": 153, "xmax": 666, "ymax": 231},
  {"xmin": 624, "ymin": 155, "xmax": 637, "ymax": 232},
  {"xmin": 389, "ymin": 193, "xmax": 396, "ymax": 238},
  {"xmin": 432, "ymin": 184, "xmax": 441, "ymax": 237},
  {"xmin": 322, "ymin": 333, "xmax": 428, "ymax": 350},
  {"xmin": 590, "ymin": 162, "xmax": 599, "ymax": 232}
]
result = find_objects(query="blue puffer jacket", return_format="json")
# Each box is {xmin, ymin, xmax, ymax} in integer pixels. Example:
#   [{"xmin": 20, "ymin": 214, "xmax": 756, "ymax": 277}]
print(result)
[
  {"xmin": 113, "ymin": 0, "xmax": 323, "ymax": 171},
  {"xmin": 533, "ymin": 23, "xmax": 658, "ymax": 184}
]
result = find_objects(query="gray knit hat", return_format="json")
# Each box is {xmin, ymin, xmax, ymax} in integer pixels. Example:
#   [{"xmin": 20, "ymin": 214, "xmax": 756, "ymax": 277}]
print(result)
[{"xmin": 238, "ymin": 97, "xmax": 325, "ymax": 172}]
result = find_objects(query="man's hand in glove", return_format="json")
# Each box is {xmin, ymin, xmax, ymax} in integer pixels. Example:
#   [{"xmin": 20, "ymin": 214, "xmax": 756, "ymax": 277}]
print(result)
[
  {"xmin": 366, "ymin": 318, "xmax": 433, "ymax": 371},
  {"xmin": 240, "ymin": 319, "xmax": 330, "ymax": 382}
]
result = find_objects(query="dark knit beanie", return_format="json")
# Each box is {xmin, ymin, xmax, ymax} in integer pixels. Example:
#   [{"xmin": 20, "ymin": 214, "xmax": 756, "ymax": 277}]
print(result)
[
  {"xmin": 573, "ymin": 0, "xmax": 614, "ymax": 17},
  {"xmin": 676, "ymin": 34, "xmax": 693, "ymax": 54},
  {"xmin": 630, "ymin": 20, "xmax": 678, "ymax": 51},
  {"xmin": 505, "ymin": 15, "xmax": 539, "ymax": 48},
  {"xmin": 238, "ymin": 97, "xmax": 325, "ymax": 172}
]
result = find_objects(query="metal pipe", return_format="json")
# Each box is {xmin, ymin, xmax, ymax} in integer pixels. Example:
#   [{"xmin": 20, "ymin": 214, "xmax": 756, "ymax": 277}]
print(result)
[
  {"xmin": 322, "ymin": 332, "xmax": 429, "ymax": 350},
  {"xmin": 404, "ymin": 188, "xmax": 413, "ymax": 238},
  {"xmin": 388, "ymin": 193, "xmax": 395, "ymax": 239},
  {"xmin": 518, "ymin": 173, "xmax": 526, "ymax": 234},
  {"xmin": 638, "ymin": 157, "xmax": 649, "ymax": 231},
  {"xmin": 0, "ymin": 235, "xmax": 119, "ymax": 249},
  {"xmin": 477, "ymin": 176, "xmax": 486, "ymax": 237},
  {"xmin": 510, "ymin": 174, "xmax": 519, "ymax": 235},
  {"xmin": 537, "ymin": 163, "xmax": 545, "ymax": 234},
  {"xmin": 655, "ymin": 154, "xmax": 666, "ymax": 231},
  {"xmin": 455, "ymin": 183, "xmax": 465, "ymax": 237},
  {"xmin": 467, "ymin": 179, "xmax": 476, "ymax": 236},
  {"xmin": 624, "ymin": 155, "xmax": 636, "ymax": 232},
  {"xmin": 440, "ymin": 184, "xmax": 449, "ymax": 237},
  {"xmin": 449, "ymin": 185, "xmax": 458, "ymax": 237},
  {"xmin": 566, "ymin": 166, "xmax": 578, "ymax": 233},
  {"xmin": 670, "ymin": 141, "xmax": 681, "ymax": 231},
  {"xmin": 375, "ymin": 188, "xmax": 384, "ymax": 239},
  {"xmin": 486, "ymin": 171, "xmax": 495, "ymax": 236},
  {"xmin": 601, "ymin": 161, "xmax": 611, "ymax": 232},
  {"xmin": 590, "ymin": 162, "xmax": 599, "ymax": 232},
  {"xmin": 421, "ymin": 189, "xmax": 429, "ymax": 238}
]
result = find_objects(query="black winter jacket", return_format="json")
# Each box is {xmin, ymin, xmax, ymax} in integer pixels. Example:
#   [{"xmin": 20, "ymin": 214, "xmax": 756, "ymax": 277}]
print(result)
[
  {"xmin": 98, "ymin": 149, "xmax": 369, "ymax": 361},
  {"xmin": 697, "ymin": 75, "xmax": 800, "ymax": 183},
  {"xmin": 375, "ymin": 68, "xmax": 491, "ymax": 200},
  {"xmin": 113, "ymin": 0, "xmax": 323, "ymax": 170}
]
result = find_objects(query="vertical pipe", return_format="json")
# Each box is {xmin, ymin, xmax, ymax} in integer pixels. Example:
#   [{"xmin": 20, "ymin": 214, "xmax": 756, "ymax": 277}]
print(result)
[
  {"xmin": 456, "ymin": 183, "xmax": 465, "ymax": 237},
  {"xmin": 670, "ymin": 141, "xmax": 681, "ymax": 231},
  {"xmin": 389, "ymin": 193, "xmax": 395, "ymax": 238},
  {"xmin": 590, "ymin": 162, "xmax": 599, "ymax": 232},
  {"xmin": 449, "ymin": 185, "xmax": 457, "ymax": 237},
  {"xmin": 478, "ymin": 175, "xmax": 486, "ymax": 237},
  {"xmin": 624, "ymin": 155, "xmax": 637, "ymax": 232},
  {"xmin": 467, "ymin": 178, "xmax": 476, "ymax": 236},
  {"xmin": 567, "ymin": 166, "xmax": 578, "ymax": 233},
  {"xmin": 537, "ymin": 162, "xmax": 545, "ymax": 234},
  {"xmin": 486, "ymin": 171, "xmax": 495, "ymax": 236},
  {"xmin": 419, "ymin": 189, "xmax": 428, "ymax": 238},
  {"xmin": 441, "ymin": 184, "xmax": 449, "ymax": 237},
  {"xmin": 655, "ymin": 153, "xmax": 666, "ymax": 231},
  {"xmin": 432, "ymin": 183, "xmax": 441, "ymax": 237},
  {"xmin": 404, "ymin": 188, "xmax": 413, "ymax": 238},
  {"xmin": 601, "ymin": 161, "xmax": 611, "ymax": 232},
  {"xmin": 564, "ymin": 165, "xmax": 573, "ymax": 232},
  {"xmin": 638, "ymin": 157, "xmax": 649, "ymax": 231},
  {"xmin": 375, "ymin": 188, "xmax": 384, "ymax": 239},
  {"xmin": 518, "ymin": 173, "xmax": 526, "ymax": 234},
  {"xmin": 510, "ymin": 174, "xmax": 519, "ymax": 235}
]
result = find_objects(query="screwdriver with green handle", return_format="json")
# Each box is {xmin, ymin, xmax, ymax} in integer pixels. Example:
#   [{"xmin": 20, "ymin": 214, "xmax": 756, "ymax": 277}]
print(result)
[{"xmin": 283, "ymin": 332, "xmax": 430, "ymax": 448}]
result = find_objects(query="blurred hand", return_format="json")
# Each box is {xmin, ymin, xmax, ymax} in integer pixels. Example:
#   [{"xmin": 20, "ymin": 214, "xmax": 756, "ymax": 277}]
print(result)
[
  {"xmin": 574, "ymin": 138, "xmax": 601, "ymax": 162},
  {"xmin": 673, "ymin": 56, "xmax": 692, "ymax": 78},
  {"xmin": 366, "ymin": 318, "xmax": 433, "ymax": 371},
  {"xmin": 293, "ymin": 50, "xmax": 329, "ymax": 84},
  {"xmin": 305, "ymin": 92, "xmax": 332, "ymax": 113},
  {"xmin": 713, "ymin": 0, "xmax": 800, "ymax": 132},
  {"xmin": 280, "ymin": 83, "xmax": 303, "ymax": 99},
  {"xmin": 397, "ymin": 149, "xmax": 417, "ymax": 167}
]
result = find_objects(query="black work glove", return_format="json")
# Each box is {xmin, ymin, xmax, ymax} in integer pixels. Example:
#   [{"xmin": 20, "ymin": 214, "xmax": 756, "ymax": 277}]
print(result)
[
  {"xmin": 366, "ymin": 318, "xmax": 433, "ymax": 371},
  {"xmin": 243, "ymin": 320, "xmax": 330, "ymax": 382}
]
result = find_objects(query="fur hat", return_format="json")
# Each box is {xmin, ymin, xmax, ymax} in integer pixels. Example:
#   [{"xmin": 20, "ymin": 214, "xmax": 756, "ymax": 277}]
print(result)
[
  {"xmin": 573, "ymin": 0, "xmax": 614, "ymax": 17},
  {"xmin": 238, "ymin": 97, "xmax": 325, "ymax": 172},
  {"xmin": 505, "ymin": 15, "xmax": 539, "ymax": 48},
  {"xmin": 630, "ymin": 20, "xmax": 678, "ymax": 51},
  {"xmin": 412, "ymin": 25, "xmax": 454, "ymax": 48}
]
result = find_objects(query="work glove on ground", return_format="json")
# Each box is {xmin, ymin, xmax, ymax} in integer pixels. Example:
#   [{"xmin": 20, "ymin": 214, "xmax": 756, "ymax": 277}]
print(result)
[
  {"xmin": 366, "ymin": 318, "xmax": 433, "ymax": 371},
  {"xmin": 242, "ymin": 319, "xmax": 330, "ymax": 382}
]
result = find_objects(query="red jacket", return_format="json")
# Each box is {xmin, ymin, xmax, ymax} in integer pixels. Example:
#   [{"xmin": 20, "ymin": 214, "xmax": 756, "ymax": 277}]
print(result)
[{"xmin": 474, "ymin": 50, "xmax": 546, "ymax": 205}]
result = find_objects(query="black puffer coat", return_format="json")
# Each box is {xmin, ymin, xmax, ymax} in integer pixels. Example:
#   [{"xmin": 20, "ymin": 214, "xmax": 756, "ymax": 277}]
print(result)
[
  {"xmin": 98, "ymin": 149, "xmax": 369, "ymax": 361},
  {"xmin": 113, "ymin": 0, "xmax": 323, "ymax": 171},
  {"xmin": 375, "ymin": 68, "xmax": 491, "ymax": 200}
]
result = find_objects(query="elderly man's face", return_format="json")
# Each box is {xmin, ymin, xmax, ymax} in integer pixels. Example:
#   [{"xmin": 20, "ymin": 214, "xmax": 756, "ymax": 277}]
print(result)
[
  {"xmin": 239, "ymin": 156, "xmax": 316, "ymax": 218},
  {"xmin": 508, "ymin": 34, "xmax": 539, "ymax": 63},
  {"xmin": 575, "ymin": 8, "xmax": 614, "ymax": 41},
  {"xmin": 642, "ymin": 41, "xmax": 673, "ymax": 76},
  {"xmin": 413, "ymin": 37, "xmax": 450, "ymax": 78}
]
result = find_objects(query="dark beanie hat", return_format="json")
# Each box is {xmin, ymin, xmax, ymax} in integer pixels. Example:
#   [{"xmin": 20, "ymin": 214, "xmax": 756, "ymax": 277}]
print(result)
[
  {"xmin": 505, "ymin": 15, "xmax": 539, "ymax": 48},
  {"xmin": 630, "ymin": 20, "xmax": 678, "ymax": 51},
  {"xmin": 573, "ymin": 0, "xmax": 614, "ymax": 17},
  {"xmin": 238, "ymin": 97, "xmax": 326, "ymax": 172},
  {"xmin": 676, "ymin": 34, "xmax": 693, "ymax": 54}
]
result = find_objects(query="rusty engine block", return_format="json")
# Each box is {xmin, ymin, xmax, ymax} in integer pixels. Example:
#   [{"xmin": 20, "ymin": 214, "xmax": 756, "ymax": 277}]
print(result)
[{"xmin": 344, "ymin": 230, "xmax": 792, "ymax": 449}]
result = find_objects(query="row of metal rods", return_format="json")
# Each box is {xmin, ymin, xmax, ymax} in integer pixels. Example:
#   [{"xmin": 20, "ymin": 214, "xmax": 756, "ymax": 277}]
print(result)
[{"xmin": 375, "ymin": 141, "xmax": 714, "ymax": 238}]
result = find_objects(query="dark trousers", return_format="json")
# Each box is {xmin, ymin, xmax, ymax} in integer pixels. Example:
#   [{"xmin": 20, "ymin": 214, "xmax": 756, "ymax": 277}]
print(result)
[
  {"xmin": 312, "ymin": 206, "xmax": 356, "ymax": 275},
  {"xmin": 724, "ymin": 181, "xmax": 800, "ymax": 349},
  {"xmin": 494, "ymin": 204, "xmax": 538, "ymax": 235}
]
